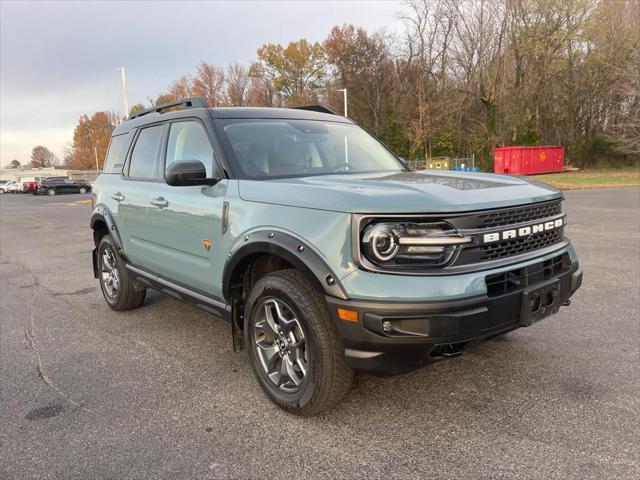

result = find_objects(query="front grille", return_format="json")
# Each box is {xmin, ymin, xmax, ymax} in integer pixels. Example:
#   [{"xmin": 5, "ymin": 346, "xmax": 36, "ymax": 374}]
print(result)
[
  {"xmin": 445, "ymin": 200, "xmax": 566, "ymax": 267},
  {"xmin": 477, "ymin": 200, "xmax": 562, "ymax": 229},
  {"xmin": 480, "ymin": 229, "xmax": 562, "ymax": 261}
]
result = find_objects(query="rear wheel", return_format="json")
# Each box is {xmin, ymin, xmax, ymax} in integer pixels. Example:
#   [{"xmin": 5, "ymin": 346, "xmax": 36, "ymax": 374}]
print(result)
[
  {"xmin": 98, "ymin": 235, "xmax": 146, "ymax": 311},
  {"xmin": 245, "ymin": 269, "xmax": 353, "ymax": 415},
  {"xmin": 79, "ymin": 187, "xmax": 87, "ymax": 194},
  {"xmin": 0, "ymin": 188, "xmax": 4, "ymax": 194},
  {"xmin": 47, "ymin": 188, "xmax": 56, "ymax": 196}
]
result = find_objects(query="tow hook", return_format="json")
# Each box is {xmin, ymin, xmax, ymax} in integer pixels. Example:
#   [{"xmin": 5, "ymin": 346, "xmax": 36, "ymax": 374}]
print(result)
[{"xmin": 562, "ymin": 300, "xmax": 571, "ymax": 306}]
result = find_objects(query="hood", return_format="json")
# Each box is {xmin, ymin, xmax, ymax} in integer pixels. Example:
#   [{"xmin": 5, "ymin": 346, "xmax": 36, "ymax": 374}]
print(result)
[{"xmin": 238, "ymin": 170, "xmax": 562, "ymax": 214}]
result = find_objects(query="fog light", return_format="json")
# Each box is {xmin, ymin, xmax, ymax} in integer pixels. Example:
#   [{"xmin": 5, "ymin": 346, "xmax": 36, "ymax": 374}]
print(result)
[{"xmin": 382, "ymin": 320, "xmax": 392, "ymax": 332}]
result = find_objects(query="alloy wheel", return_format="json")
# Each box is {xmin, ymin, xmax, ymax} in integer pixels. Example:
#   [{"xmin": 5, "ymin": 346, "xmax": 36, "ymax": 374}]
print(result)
[
  {"xmin": 101, "ymin": 246, "xmax": 120, "ymax": 299},
  {"xmin": 252, "ymin": 298, "xmax": 308, "ymax": 393}
]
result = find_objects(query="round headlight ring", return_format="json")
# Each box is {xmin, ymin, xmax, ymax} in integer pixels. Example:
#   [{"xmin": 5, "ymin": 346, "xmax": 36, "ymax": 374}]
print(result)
[{"xmin": 363, "ymin": 223, "xmax": 400, "ymax": 262}]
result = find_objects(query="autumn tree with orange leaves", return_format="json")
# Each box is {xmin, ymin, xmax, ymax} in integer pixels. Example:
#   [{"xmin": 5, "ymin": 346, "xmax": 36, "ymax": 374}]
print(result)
[
  {"xmin": 253, "ymin": 39, "xmax": 327, "ymax": 106},
  {"xmin": 65, "ymin": 112, "xmax": 119, "ymax": 170}
]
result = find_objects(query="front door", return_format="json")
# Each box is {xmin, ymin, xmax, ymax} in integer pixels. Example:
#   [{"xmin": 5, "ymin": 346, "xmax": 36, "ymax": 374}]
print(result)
[{"xmin": 144, "ymin": 119, "xmax": 227, "ymax": 299}]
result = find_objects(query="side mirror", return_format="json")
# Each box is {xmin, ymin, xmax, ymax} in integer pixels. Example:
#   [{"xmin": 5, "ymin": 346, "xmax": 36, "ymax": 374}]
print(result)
[{"xmin": 165, "ymin": 160, "xmax": 219, "ymax": 187}]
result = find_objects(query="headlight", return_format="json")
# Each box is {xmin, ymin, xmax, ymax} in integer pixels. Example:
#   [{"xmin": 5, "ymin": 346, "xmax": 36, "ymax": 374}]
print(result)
[{"xmin": 361, "ymin": 221, "xmax": 473, "ymax": 269}]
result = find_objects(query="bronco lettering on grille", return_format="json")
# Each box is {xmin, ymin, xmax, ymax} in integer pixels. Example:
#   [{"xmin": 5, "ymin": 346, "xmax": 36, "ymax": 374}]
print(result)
[{"xmin": 483, "ymin": 218, "xmax": 563, "ymax": 244}]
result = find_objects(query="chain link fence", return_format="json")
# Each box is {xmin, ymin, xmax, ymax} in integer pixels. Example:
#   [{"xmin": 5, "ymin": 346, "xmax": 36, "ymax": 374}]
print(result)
[{"xmin": 406, "ymin": 156, "xmax": 479, "ymax": 172}]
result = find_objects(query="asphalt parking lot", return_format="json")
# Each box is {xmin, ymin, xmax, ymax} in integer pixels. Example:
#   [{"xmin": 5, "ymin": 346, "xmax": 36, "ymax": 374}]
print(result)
[{"xmin": 1, "ymin": 188, "xmax": 639, "ymax": 479}]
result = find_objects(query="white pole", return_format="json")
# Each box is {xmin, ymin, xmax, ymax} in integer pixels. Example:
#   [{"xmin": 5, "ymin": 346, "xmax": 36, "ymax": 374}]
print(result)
[
  {"xmin": 344, "ymin": 136, "xmax": 349, "ymax": 165},
  {"xmin": 116, "ymin": 67, "xmax": 129, "ymax": 118},
  {"xmin": 343, "ymin": 89, "xmax": 347, "ymax": 118},
  {"xmin": 94, "ymin": 146, "xmax": 99, "ymax": 171},
  {"xmin": 337, "ymin": 88, "xmax": 347, "ymax": 117},
  {"xmin": 337, "ymin": 88, "xmax": 349, "ymax": 165}
]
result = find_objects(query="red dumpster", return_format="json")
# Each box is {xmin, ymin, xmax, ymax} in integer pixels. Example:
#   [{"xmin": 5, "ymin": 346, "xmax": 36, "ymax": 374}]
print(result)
[{"xmin": 493, "ymin": 146, "xmax": 564, "ymax": 175}]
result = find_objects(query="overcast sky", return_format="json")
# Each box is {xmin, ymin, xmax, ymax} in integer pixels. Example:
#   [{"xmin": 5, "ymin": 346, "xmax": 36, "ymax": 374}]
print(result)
[{"xmin": 0, "ymin": 0, "xmax": 405, "ymax": 167}]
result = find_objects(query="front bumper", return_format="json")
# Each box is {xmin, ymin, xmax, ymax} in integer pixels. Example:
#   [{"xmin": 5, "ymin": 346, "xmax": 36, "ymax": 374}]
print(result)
[{"xmin": 327, "ymin": 256, "xmax": 582, "ymax": 375}]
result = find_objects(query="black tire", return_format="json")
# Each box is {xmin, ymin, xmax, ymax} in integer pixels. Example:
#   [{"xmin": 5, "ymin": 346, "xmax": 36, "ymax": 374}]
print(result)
[
  {"xmin": 245, "ymin": 269, "xmax": 353, "ymax": 415},
  {"xmin": 47, "ymin": 188, "xmax": 56, "ymax": 196},
  {"xmin": 79, "ymin": 187, "xmax": 87, "ymax": 194},
  {"xmin": 97, "ymin": 235, "xmax": 146, "ymax": 311}
]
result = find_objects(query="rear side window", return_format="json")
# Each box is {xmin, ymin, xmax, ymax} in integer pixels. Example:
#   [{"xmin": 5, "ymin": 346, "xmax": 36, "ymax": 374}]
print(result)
[
  {"xmin": 129, "ymin": 125, "xmax": 163, "ymax": 179},
  {"xmin": 166, "ymin": 121, "xmax": 214, "ymax": 177},
  {"xmin": 103, "ymin": 134, "xmax": 130, "ymax": 174}
]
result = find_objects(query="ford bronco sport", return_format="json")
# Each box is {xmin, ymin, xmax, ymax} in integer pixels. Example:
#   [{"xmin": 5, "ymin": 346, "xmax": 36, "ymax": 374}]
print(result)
[{"xmin": 91, "ymin": 97, "xmax": 582, "ymax": 415}]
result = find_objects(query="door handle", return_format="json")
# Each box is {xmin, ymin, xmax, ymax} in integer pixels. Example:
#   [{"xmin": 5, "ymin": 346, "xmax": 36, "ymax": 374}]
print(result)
[
  {"xmin": 111, "ymin": 192, "xmax": 125, "ymax": 202},
  {"xmin": 150, "ymin": 197, "xmax": 169, "ymax": 209}
]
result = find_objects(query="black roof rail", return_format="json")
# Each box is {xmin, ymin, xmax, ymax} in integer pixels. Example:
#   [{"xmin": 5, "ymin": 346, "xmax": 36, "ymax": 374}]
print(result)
[
  {"xmin": 293, "ymin": 104, "xmax": 338, "ymax": 115},
  {"xmin": 129, "ymin": 96, "xmax": 209, "ymax": 120}
]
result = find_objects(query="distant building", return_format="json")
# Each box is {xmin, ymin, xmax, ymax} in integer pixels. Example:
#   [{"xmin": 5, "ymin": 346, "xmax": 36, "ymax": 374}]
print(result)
[
  {"xmin": 0, "ymin": 167, "xmax": 100, "ymax": 182},
  {"xmin": 0, "ymin": 166, "xmax": 61, "ymax": 182}
]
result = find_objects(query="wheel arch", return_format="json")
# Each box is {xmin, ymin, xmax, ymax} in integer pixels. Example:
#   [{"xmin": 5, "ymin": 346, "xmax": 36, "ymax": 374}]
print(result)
[
  {"xmin": 90, "ymin": 207, "xmax": 125, "ymax": 255},
  {"xmin": 223, "ymin": 231, "xmax": 348, "ymax": 303}
]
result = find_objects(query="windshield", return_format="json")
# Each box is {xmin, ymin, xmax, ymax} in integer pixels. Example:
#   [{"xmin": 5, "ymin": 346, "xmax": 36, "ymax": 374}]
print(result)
[{"xmin": 218, "ymin": 119, "xmax": 404, "ymax": 179}]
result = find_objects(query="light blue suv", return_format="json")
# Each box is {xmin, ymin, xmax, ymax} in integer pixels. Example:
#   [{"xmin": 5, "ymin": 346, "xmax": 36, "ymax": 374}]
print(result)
[{"xmin": 91, "ymin": 97, "xmax": 582, "ymax": 415}]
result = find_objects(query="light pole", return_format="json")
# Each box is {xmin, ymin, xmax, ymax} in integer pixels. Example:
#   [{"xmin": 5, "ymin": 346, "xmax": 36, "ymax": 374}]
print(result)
[
  {"xmin": 337, "ymin": 88, "xmax": 347, "ymax": 117},
  {"xmin": 115, "ymin": 66, "xmax": 129, "ymax": 118},
  {"xmin": 337, "ymin": 88, "xmax": 349, "ymax": 165},
  {"xmin": 94, "ymin": 146, "xmax": 99, "ymax": 171}
]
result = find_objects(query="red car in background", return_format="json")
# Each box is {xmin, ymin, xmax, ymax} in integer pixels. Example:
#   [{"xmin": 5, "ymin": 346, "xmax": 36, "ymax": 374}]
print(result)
[{"xmin": 22, "ymin": 179, "xmax": 39, "ymax": 193}]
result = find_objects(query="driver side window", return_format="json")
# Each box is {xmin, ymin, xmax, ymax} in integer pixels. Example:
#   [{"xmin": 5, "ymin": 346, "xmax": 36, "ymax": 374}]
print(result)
[{"xmin": 166, "ymin": 121, "xmax": 214, "ymax": 177}]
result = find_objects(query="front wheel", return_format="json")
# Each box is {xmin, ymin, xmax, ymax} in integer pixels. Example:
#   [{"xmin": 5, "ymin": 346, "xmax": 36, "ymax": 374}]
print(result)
[
  {"xmin": 79, "ymin": 187, "xmax": 87, "ymax": 194},
  {"xmin": 47, "ymin": 188, "xmax": 56, "ymax": 196},
  {"xmin": 245, "ymin": 269, "xmax": 353, "ymax": 415}
]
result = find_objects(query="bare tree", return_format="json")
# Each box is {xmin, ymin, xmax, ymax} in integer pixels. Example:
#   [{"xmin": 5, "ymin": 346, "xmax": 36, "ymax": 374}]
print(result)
[
  {"xmin": 30, "ymin": 146, "xmax": 57, "ymax": 168},
  {"xmin": 226, "ymin": 63, "xmax": 250, "ymax": 106},
  {"xmin": 168, "ymin": 75, "xmax": 194, "ymax": 99},
  {"xmin": 193, "ymin": 62, "xmax": 226, "ymax": 106}
]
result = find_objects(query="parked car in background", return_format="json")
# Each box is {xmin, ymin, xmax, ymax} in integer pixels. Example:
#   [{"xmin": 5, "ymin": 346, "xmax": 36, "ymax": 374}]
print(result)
[
  {"xmin": 1, "ymin": 180, "xmax": 23, "ymax": 193},
  {"xmin": 35, "ymin": 177, "xmax": 91, "ymax": 196},
  {"xmin": 0, "ymin": 180, "xmax": 10, "ymax": 193},
  {"xmin": 21, "ymin": 176, "xmax": 41, "ymax": 193}
]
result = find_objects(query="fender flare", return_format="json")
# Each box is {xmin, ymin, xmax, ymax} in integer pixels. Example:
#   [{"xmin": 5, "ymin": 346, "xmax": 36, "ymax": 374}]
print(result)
[
  {"xmin": 222, "ymin": 230, "xmax": 348, "ymax": 301},
  {"xmin": 90, "ymin": 207, "xmax": 125, "ymax": 255}
]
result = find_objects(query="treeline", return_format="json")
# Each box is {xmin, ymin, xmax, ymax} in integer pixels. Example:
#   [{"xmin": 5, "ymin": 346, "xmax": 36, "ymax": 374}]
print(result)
[{"xmin": 65, "ymin": 0, "xmax": 639, "ymax": 170}]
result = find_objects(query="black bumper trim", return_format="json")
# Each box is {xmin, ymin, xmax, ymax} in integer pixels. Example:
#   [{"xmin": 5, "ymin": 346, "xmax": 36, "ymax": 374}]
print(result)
[{"xmin": 327, "ymin": 261, "xmax": 582, "ymax": 375}]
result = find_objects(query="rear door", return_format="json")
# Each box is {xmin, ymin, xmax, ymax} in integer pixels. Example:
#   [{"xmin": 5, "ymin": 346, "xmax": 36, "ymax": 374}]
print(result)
[
  {"xmin": 50, "ymin": 178, "xmax": 65, "ymax": 193},
  {"xmin": 115, "ymin": 123, "xmax": 165, "ymax": 266},
  {"xmin": 144, "ymin": 118, "xmax": 227, "ymax": 298},
  {"xmin": 62, "ymin": 179, "xmax": 76, "ymax": 193}
]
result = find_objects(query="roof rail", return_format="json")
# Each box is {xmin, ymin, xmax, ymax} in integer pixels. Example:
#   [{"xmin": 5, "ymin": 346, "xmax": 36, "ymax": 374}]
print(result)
[
  {"xmin": 293, "ymin": 105, "xmax": 338, "ymax": 115},
  {"xmin": 128, "ymin": 96, "xmax": 209, "ymax": 120}
]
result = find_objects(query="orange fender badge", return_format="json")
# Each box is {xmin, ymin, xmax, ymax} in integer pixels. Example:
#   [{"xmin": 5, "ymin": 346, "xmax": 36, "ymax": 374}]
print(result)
[{"xmin": 202, "ymin": 239, "xmax": 212, "ymax": 252}]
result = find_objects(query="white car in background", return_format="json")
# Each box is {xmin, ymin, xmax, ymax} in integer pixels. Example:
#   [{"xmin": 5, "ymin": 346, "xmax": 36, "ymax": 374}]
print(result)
[{"xmin": 0, "ymin": 180, "xmax": 23, "ymax": 193}]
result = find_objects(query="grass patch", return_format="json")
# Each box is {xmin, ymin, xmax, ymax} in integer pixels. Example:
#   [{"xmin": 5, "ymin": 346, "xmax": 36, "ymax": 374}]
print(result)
[{"xmin": 531, "ymin": 168, "xmax": 640, "ymax": 190}]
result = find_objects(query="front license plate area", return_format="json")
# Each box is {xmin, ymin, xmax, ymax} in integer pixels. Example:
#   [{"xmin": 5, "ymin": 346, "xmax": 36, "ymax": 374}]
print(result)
[{"xmin": 520, "ymin": 279, "xmax": 560, "ymax": 327}]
